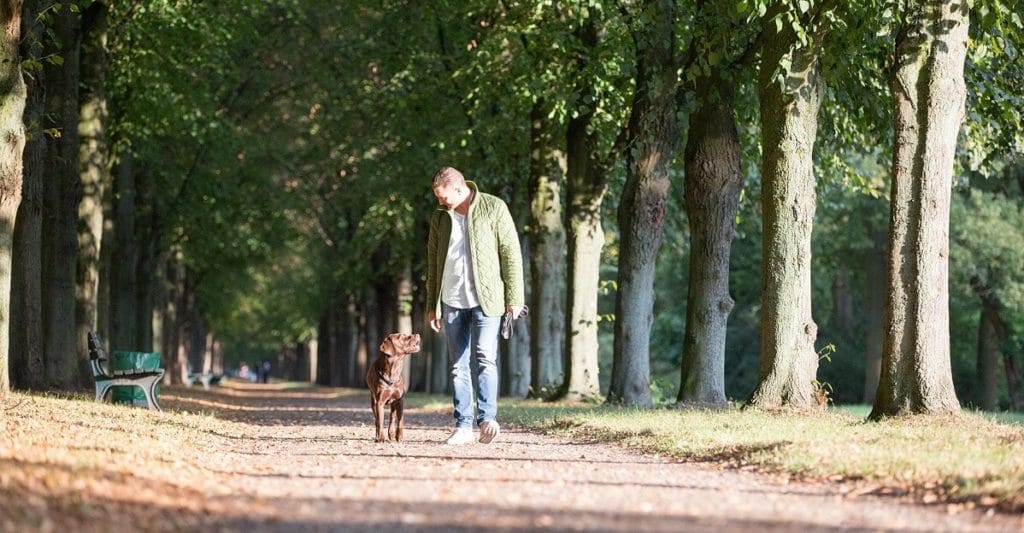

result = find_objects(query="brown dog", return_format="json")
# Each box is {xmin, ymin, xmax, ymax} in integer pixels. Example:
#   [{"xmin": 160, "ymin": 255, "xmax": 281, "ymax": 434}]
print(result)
[{"xmin": 366, "ymin": 333, "xmax": 421, "ymax": 442}]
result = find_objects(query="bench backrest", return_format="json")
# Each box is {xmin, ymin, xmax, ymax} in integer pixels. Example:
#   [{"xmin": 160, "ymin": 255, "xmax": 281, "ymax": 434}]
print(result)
[{"xmin": 88, "ymin": 331, "xmax": 110, "ymax": 379}]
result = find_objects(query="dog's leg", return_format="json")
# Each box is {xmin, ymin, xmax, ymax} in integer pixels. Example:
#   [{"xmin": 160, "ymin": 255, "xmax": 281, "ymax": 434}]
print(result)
[
  {"xmin": 388, "ymin": 401, "xmax": 399, "ymax": 441},
  {"xmin": 394, "ymin": 399, "xmax": 404, "ymax": 442},
  {"xmin": 371, "ymin": 396, "xmax": 385, "ymax": 443}
]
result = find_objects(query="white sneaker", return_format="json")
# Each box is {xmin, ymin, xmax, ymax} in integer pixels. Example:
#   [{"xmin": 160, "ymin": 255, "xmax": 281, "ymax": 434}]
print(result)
[
  {"xmin": 445, "ymin": 427, "xmax": 475, "ymax": 445},
  {"xmin": 479, "ymin": 420, "xmax": 500, "ymax": 444}
]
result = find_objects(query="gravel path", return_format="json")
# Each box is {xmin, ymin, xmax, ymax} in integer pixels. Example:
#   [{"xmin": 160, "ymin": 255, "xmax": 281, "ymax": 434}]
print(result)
[{"xmin": 153, "ymin": 383, "xmax": 1021, "ymax": 532}]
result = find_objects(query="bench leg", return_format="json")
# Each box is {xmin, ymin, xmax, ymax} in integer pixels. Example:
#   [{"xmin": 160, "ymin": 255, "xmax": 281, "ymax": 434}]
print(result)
[
  {"xmin": 95, "ymin": 383, "xmax": 112, "ymax": 403},
  {"xmin": 138, "ymin": 376, "xmax": 160, "ymax": 411}
]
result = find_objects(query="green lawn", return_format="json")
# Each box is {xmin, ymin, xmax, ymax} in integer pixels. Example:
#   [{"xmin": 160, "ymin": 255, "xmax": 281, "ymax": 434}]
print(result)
[{"xmin": 412, "ymin": 395, "xmax": 1024, "ymax": 512}]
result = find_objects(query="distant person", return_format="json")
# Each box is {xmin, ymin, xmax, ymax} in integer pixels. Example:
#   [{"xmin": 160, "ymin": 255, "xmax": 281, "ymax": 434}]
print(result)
[
  {"xmin": 239, "ymin": 361, "xmax": 252, "ymax": 381},
  {"xmin": 426, "ymin": 166, "xmax": 524, "ymax": 445},
  {"xmin": 259, "ymin": 360, "xmax": 271, "ymax": 383}
]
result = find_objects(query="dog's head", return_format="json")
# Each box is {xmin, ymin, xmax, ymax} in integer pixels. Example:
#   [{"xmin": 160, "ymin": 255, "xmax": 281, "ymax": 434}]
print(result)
[{"xmin": 379, "ymin": 333, "xmax": 422, "ymax": 357}]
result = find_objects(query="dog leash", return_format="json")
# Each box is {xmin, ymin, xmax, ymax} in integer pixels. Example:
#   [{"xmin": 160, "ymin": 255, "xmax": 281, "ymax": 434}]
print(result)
[{"xmin": 500, "ymin": 305, "xmax": 529, "ymax": 340}]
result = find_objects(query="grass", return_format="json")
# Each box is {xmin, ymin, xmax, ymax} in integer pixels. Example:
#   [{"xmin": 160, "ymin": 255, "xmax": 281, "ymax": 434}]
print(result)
[{"xmin": 473, "ymin": 397, "xmax": 1024, "ymax": 513}]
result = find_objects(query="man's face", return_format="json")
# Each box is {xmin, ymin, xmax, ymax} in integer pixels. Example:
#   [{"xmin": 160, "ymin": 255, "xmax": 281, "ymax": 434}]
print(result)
[{"xmin": 432, "ymin": 182, "xmax": 463, "ymax": 209}]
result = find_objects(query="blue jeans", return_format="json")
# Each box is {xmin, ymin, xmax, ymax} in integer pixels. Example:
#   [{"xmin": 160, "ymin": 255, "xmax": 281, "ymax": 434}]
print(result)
[{"xmin": 442, "ymin": 303, "xmax": 501, "ymax": 428}]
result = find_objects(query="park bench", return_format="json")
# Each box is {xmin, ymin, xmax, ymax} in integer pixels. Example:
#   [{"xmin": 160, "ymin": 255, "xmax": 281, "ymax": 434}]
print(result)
[
  {"xmin": 185, "ymin": 369, "xmax": 222, "ymax": 390},
  {"xmin": 88, "ymin": 331, "xmax": 165, "ymax": 411}
]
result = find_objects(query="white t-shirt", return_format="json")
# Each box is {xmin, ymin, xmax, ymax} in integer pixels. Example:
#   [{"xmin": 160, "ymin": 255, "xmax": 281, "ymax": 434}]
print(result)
[{"xmin": 441, "ymin": 211, "xmax": 480, "ymax": 309}]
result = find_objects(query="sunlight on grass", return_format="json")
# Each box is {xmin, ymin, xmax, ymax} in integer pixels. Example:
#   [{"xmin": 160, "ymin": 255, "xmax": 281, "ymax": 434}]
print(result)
[{"xmin": 500, "ymin": 398, "xmax": 1024, "ymax": 511}]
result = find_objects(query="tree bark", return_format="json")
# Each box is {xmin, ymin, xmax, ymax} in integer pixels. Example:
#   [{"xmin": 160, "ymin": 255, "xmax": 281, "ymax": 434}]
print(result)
[
  {"xmin": 870, "ymin": 1, "xmax": 967, "ymax": 418},
  {"xmin": 505, "ymin": 232, "xmax": 531, "ymax": 397},
  {"xmin": 42, "ymin": 2, "xmax": 83, "ymax": 389},
  {"xmin": 748, "ymin": 20, "xmax": 826, "ymax": 410},
  {"xmin": 411, "ymin": 258, "xmax": 429, "ymax": 392},
  {"xmin": 610, "ymin": 0, "xmax": 680, "ymax": 407},
  {"xmin": 1004, "ymin": 352, "xmax": 1024, "ymax": 411},
  {"xmin": 315, "ymin": 306, "xmax": 332, "ymax": 386},
  {"xmin": 862, "ymin": 226, "xmax": 886, "ymax": 403},
  {"xmin": 0, "ymin": 0, "xmax": 26, "ymax": 391},
  {"xmin": 976, "ymin": 302, "xmax": 1000, "ymax": 411},
  {"xmin": 134, "ymin": 173, "xmax": 158, "ymax": 352},
  {"xmin": 10, "ymin": 0, "xmax": 44, "ymax": 391},
  {"xmin": 557, "ymin": 13, "xmax": 608, "ymax": 402},
  {"xmin": 110, "ymin": 150, "xmax": 137, "ymax": 350},
  {"xmin": 74, "ymin": 1, "xmax": 108, "ymax": 386},
  {"xmin": 831, "ymin": 266, "xmax": 854, "ymax": 338},
  {"xmin": 161, "ymin": 251, "xmax": 186, "ymax": 385},
  {"xmin": 562, "ymin": 123, "xmax": 605, "ymax": 401},
  {"xmin": 397, "ymin": 265, "xmax": 413, "ymax": 384},
  {"xmin": 341, "ymin": 296, "xmax": 359, "ymax": 386},
  {"xmin": 677, "ymin": 76, "xmax": 742, "ymax": 408},
  {"xmin": 527, "ymin": 102, "xmax": 566, "ymax": 396}
]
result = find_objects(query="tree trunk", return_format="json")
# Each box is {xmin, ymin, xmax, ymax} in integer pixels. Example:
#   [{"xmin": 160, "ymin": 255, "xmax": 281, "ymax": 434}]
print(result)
[
  {"xmin": 304, "ymin": 337, "xmax": 315, "ymax": 383},
  {"xmin": 831, "ymin": 266, "xmax": 854, "ymax": 338},
  {"xmin": 562, "ymin": 136, "xmax": 605, "ymax": 400},
  {"xmin": 862, "ymin": 227, "xmax": 886, "ymax": 403},
  {"xmin": 42, "ymin": 2, "xmax": 83, "ymax": 389},
  {"xmin": 411, "ymin": 258, "xmax": 429, "ymax": 392},
  {"xmin": 610, "ymin": 0, "xmax": 679, "ymax": 407},
  {"xmin": 212, "ymin": 338, "xmax": 223, "ymax": 375},
  {"xmin": 528, "ymin": 102, "xmax": 566, "ymax": 396},
  {"xmin": 976, "ymin": 303, "xmax": 1000, "ymax": 411},
  {"xmin": 10, "ymin": 0, "xmax": 44, "ymax": 391},
  {"xmin": 202, "ymin": 332, "xmax": 215, "ymax": 375},
  {"xmin": 74, "ymin": 1, "xmax": 108, "ymax": 386},
  {"xmin": 161, "ymin": 252, "xmax": 186, "ymax": 385},
  {"xmin": 1004, "ymin": 352, "xmax": 1024, "ymax": 411},
  {"xmin": 677, "ymin": 77, "xmax": 741, "ymax": 408},
  {"xmin": 185, "ymin": 274, "xmax": 205, "ymax": 380},
  {"xmin": 870, "ymin": 1, "xmax": 967, "ymax": 418},
  {"xmin": 431, "ymin": 329, "xmax": 449, "ymax": 393},
  {"xmin": 134, "ymin": 194, "xmax": 158, "ymax": 353},
  {"xmin": 341, "ymin": 296, "xmax": 359, "ymax": 386},
  {"xmin": 315, "ymin": 308, "xmax": 332, "ymax": 386},
  {"xmin": 397, "ymin": 265, "xmax": 413, "ymax": 385},
  {"xmin": 505, "ymin": 232, "xmax": 531, "ymax": 397},
  {"xmin": 97, "ymin": 168, "xmax": 112, "ymax": 343},
  {"xmin": 0, "ymin": 0, "xmax": 26, "ymax": 392},
  {"xmin": 110, "ymin": 150, "xmax": 137, "ymax": 350},
  {"xmin": 748, "ymin": 23, "xmax": 826, "ymax": 410},
  {"xmin": 556, "ymin": 14, "xmax": 607, "ymax": 402}
]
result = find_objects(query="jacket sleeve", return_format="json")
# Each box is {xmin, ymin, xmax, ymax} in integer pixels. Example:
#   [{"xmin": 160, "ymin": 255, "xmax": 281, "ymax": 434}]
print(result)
[
  {"xmin": 495, "ymin": 201, "xmax": 525, "ymax": 307},
  {"xmin": 426, "ymin": 212, "xmax": 441, "ymax": 316}
]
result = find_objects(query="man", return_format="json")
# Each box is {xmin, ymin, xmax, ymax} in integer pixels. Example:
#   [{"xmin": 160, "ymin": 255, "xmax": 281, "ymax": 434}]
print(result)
[{"xmin": 426, "ymin": 166, "xmax": 524, "ymax": 445}]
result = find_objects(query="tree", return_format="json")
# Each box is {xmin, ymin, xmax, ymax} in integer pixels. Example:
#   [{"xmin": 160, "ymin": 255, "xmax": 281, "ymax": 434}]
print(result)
[
  {"xmin": 676, "ymin": 2, "xmax": 756, "ymax": 408},
  {"xmin": 561, "ymin": 8, "xmax": 623, "ymax": 402},
  {"xmin": 870, "ymin": 0, "xmax": 969, "ymax": 418},
  {"xmin": 41, "ymin": 1, "xmax": 83, "ymax": 388},
  {"xmin": 609, "ymin": 0, "xmax": 681, "ymax": 406},
  {"xmin": 75, "ymin": 1, "xmax": 108, "ymax": 385},
  {"xmin": 951, "ymin": 188, "xmax": 1024, "ymax": 410},
  {"xmin": 10, "ymin": 0, "xmax": 48, "ymax": 391},
  {"xmin": 0, "ymin": 0, "xmax": 26, "ymax": 392},
  {"xmin": 748, "ymin": 1, "xmax": 833, "ymax": 409}
]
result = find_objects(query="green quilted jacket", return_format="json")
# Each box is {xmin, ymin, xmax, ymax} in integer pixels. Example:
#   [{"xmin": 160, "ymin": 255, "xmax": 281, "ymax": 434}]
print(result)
[{"xmin": 427, "ymin": 181, "xmax": 524, "ymax": 317}]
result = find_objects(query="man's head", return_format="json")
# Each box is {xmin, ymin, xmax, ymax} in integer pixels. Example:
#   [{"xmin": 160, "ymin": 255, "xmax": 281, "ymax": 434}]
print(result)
[{"xmin": 432, "ymin": 166, "xmax": 470, "ymax": 209}]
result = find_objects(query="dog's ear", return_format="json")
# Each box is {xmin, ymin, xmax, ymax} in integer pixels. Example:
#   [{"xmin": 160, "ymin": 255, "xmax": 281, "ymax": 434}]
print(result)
[{"xmin": 379, "ymin": 335, "xmax": 396, "ymax": 356}]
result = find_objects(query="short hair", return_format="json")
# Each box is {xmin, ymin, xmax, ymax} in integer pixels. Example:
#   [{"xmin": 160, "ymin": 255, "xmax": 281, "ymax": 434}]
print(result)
[{"xmin": 432, "ymin": 166, "xmax": 465, "ymax": 187}]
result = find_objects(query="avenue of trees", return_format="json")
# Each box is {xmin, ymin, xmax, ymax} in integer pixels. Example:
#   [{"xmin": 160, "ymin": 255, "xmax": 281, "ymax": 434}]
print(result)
[{"xmin": 1, "ymin": 0, "xmax": 1023, "ymax": 416}]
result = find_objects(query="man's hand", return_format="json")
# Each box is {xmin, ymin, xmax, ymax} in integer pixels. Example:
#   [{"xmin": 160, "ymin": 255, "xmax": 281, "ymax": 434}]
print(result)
[
  {"xmin": 506, "ymin": 305, "xmax": 525, "ymax": 320},
  {"xmin": 428, "ymin": 310, "xmax": 443, "ymax": 333}
]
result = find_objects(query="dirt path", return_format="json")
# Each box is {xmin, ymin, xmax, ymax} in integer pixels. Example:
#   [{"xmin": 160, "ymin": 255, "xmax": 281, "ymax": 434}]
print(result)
[{"xmin": 108, "ymin": 382, "xmax": 1015, "ymax": 532}]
